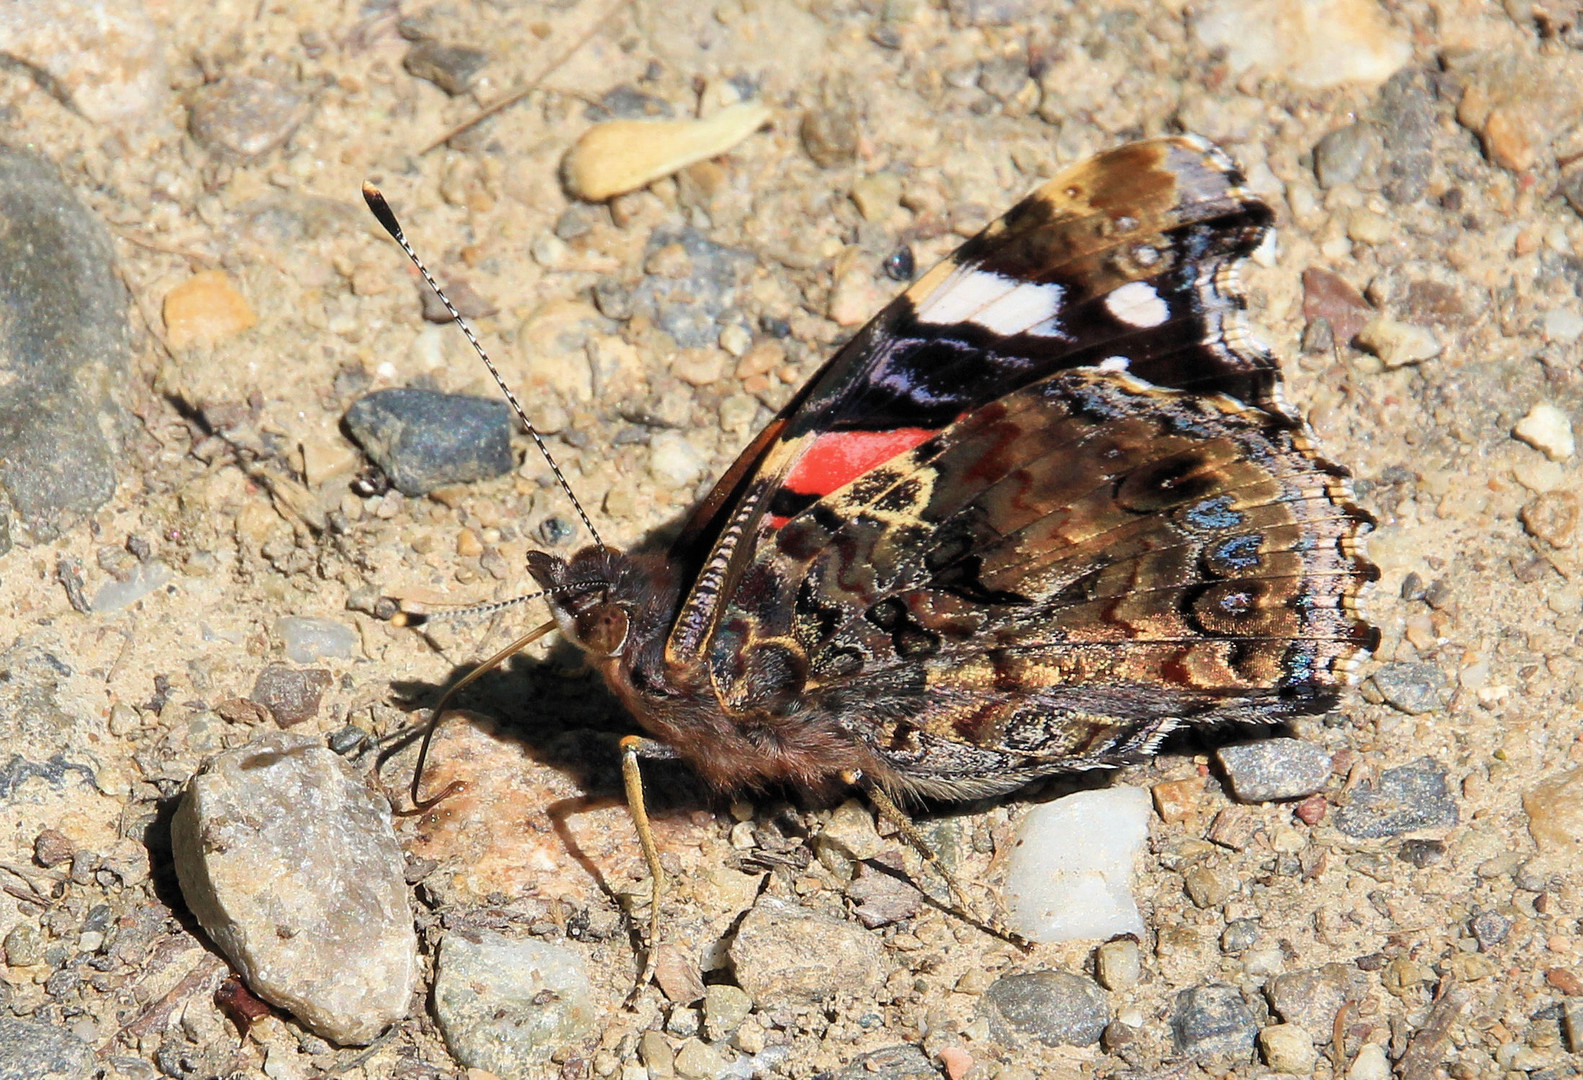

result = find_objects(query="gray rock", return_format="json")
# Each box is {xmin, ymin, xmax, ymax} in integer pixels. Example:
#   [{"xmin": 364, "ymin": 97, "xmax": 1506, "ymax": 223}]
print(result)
[
  {"xmin": 431, "ymin": 930, "xmax": 596, "ymax": 1072},
  {"xmin": 275, "ymin": 616, "xmax": 359, "ymax": 663},
  {"xmin": 1217, "ymin": 739, "xmax": 1332, "ymax": 802},
  {"xmin": 977, "ymin": 969, "xmax": 1109, "ymax": 1048},
  {"xmin": 0, "ymin": 635, "xmax": 108, "ymax": 767},
  {"xmin": 249, "ymin": 664, "xmax": 332, "ymax": 726},
  {"xmin": 404, "ymin": 40, "xmax": 490, "ymax": 95},
  {"xmin": 189, "ymin": 74, "xmax": 309, "ymax": 160},
  {"xmin": 0, "ymin": 146, "xmax": 126, "ymax": 538},
  {"xmin": 1265, "ymin": 965, "xmax": 1365, "ymax": 1040},
  {"xmin": 171, "ymin": 731, "xmax": 416, "ymax": 1044},
  {"xmin": 703, "ymin": 983, "xmax": 752, "ymax": 1042},
  {"xmin": 727, "ymin": 895, "xmax": 889, "ymax": 1006},
  {"xmin": 1334, "ymin": 758, "xmax": 1459, "ymax": 838},
  {"xmin": 829, "ymin": 1045, "xmax": 942, "ymax": 1080},
  {"xmin": 1370, "ymin": 662, "xmax": 1449, "ymax": 715},
  {"xmin": 343, "ymin": 389, "xmax": 513, "ymax": 496},
  {"xmin": 843, "ymin": 861, "xmax": 924, "ymax": 929},
  {"xmin": 1313, "ymin": 123, "xmax": 1380, "ymax": 188},
  {"xmin": 90, "ymin": 560, "xmax": 174, "ymax": 613},
  {"xmin": 1221, "ymin": 919, "xmax": 1260, "ymax": 953},
  {"xmin": 1170, "ymin": 984, "xmax": 1258, "ymax": 1059},
  {"xmin": 1398, "ymin": 838, "xmax": 1446, "ymax": 867},
  {"xmin": 1470, "ymin": 910, "xmax": 1512, "ymax": 951},
  {"xmin": 0, "ymin": 1017, "xmax": 95, "ymax": 1080},
  {"xmin": 630, "ymin": 228, "xmax": 755, "ymax": 349},
  {"xmin": 1374, "ymin": 68, "xmax": 1436, "ymax": 203}
]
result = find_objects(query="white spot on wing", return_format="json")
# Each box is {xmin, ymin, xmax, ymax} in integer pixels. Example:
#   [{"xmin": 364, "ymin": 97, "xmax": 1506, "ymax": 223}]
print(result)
[
  {"xmin": 914, "ymin": 268, "xmax": 1016, "ymax": 325},
  {"xmin": 972, "ymin": 282, "xmax": 1065, "ymax": 336},
  {"xmin": 1105, "ymin": 280, "xmax": 1170, "ymax": 328},
  {"xmin": 1097, "ymin": 356, "xmax": 1130, "ymax": 372},
  {"xmin": 914, "ymin": 266, "xmax": 1065, "ymax": 337}
]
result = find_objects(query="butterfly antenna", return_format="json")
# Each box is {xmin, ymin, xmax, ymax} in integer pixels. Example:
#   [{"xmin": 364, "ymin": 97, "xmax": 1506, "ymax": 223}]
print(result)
[
  {"xmin": 391, "ymin": 590, "xmax": 547, "ymax": 629},
  {"xmin": 361, "ymin": 182, "xmax": 604, "ymax": 549}
]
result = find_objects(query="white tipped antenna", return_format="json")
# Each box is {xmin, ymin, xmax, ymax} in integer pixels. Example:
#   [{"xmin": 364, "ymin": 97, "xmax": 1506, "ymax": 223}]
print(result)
[{"xmin": 361, "ymin": 182, "xmax": 603, "ymax": 550}]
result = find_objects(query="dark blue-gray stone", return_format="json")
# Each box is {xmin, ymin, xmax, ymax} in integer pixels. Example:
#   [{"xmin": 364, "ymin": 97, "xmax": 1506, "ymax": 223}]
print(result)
[
  {"xmin": 0, "ymin": 1017, "xmax": 95, "ymax": 1080},
  {"xmin": 1170, "ymin": 984, "xmax": 1258, "ymax": 1059},
  {"xmin": 1334, "ymin": 758, "xmax": 1459, "ymax": 838},
  {"xmin": 343, "ymin": 389, "xmax": 512, "ymax": 496},
  {"xmin": 977, "ymin": 969, "xmax": 1109, "ymax": 1048},
  {"xmin": 0, "ymin": 146, "xmax": 127, "ymax": 542}
]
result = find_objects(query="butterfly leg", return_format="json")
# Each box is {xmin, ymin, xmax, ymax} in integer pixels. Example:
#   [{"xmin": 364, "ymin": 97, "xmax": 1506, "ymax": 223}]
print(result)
[
  {"xmin": 845, "ymin": 771, "xmax": 1030, "ymax": 950},
  {"xmin": 619, "ymin": 734, "xmax": 672, "ymax": 1002}
]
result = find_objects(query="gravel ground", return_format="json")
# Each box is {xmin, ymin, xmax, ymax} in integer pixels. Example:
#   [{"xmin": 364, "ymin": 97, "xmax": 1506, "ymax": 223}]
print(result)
[{"xmin": 2, "ymin": 1, "xmax": 1582, "ymax": 1078}]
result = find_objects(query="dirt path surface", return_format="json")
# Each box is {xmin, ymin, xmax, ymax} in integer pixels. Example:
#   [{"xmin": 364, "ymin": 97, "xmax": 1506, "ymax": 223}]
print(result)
[{"xmin": 1, "ymin": 1, "xmax": 1581, "ymax": 1078}]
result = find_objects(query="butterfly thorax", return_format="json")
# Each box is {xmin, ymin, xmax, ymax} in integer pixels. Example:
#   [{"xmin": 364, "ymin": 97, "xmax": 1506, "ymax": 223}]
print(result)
[{"xmin": 527, "ymin": 545, "xmax": 876, "ymax": 795}]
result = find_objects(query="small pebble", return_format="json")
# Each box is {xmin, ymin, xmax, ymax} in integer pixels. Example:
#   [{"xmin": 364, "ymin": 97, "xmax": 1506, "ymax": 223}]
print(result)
[
  {"xmin": 1096, "ymin": 939, "xmax": 1141, "ymax": 990},
  {"xmin": 1347, "ymin": 1043, "xmax": 1391, "ymax": 1079},
  {"xmin": 1312, "ymin": 124, "xmax": 1378, "ymax": 189},
  {"xmin": 672, "ymin": 1038, "xmax": 726, "ymax": 1080},
  {"xmin": 432, "ymin": 930, "xmax": 596, "ymax": 1073},
  {"xmin": 274, "ymin": 616, "xmax": 359, "ymax": 663},
  {"xmin": 188, "ymin": 74, "xmax": 307, "ymax": 159},
  {"xmin": 800, "ymin": 98, "xmax": 860, "ymax": 167},
  {"xmin": 1266, "ymin": 965, "xmax": 1364, "ymax": 1039},
  {"xmin": 564, "ymin": 101, "xmax": 770, "ymax": 201},
  {"xmin": 850, "ymin": 173, "xmax": 903, "ymax": 222},
  {"xmin": 249, "ymin": 664, "xmax": 333, "ymax": 726},
  {"xmin": 977, "ymin": 969, "xmax": 1109, "ymax": 1048},
  {"xmin": 1003, "ymin": 786, "xmax": 1149, "ymax": 943},
  {"xmin": 649, "ymin": 431, "xmax": 708, "ymax": 489},
  {"xmin": 702, "ymin": 984, "xmax": 751, "ymax": 1041},
  {"xmin": 90, "ymin": 560, "xmax": 174, "ymax": 613},
  {"xmin": 343, "ymin": 389, "xmax": 513, "ymax": 496},
  {"xmin": 403, "ymin": 40, "xmax": 489, "ymax": 95},
  {"xmin": 1354, "ymin": 316, "xmax": 1441, "ymax": 367},
  {"xmin": 163, "ymin": 270, "xmax": 257, "ymax": 349},
  {"xmin": 1170, "ymin": 984, "xmax": 1258, "ymax": 1059},
  {"xmin": 1370, "ymin": 661, "xmax": 1449, "ymax": 715},
  {"xmin": 1190, "ymin": 0, "xmax": 1410, "ymax": 89},
  {"xmin": 4, "ymin": 923, "xmax": 43, "ymax": 966},
  {"xmin": 1521, "ymin": 491, "xmax": 1580, "ymax": 548},
  {"xmin": 1334, "ymin": 759, "xmax": 1458, "ymax": 839},
  {"xmin": 1151, "ymin": 777, "xmax": 1202, "ymax": 824},
  {"xmin": 1302, "ymin": 266, "xmax": 1372, "ymax": 344},
  {"xmin": 1523, "ymin": 767, "xmax": 1583, "ymax": 860},
  {"xmin": 1398, "ymin": 838, "xmax": 1445, "ymax": 867},
  {"xmin": 936, "ymin": 1045, "xmax": 973, "ymax": 1080},
  {"xmin": 1543, "ymin": 307, "xmax": 1583, "ymax": 344},
  {"xmin": 1259, "ymin": 1023, "xmax": 1317, "ymax": 1073},
  {"xmin": 1217, "ymin": 739, "xmax": 1332, "ymax": 802},
  {"xmin": 1514, "ymin": 403, "xmax": 1576, "ymax": 462},
  {"xmin": 33, "ymin": 828, "xmax": 74, "ymax": 868},
  {"xmin": 1470, "ymin": 910, "xmax": 1512, "ymax": 951},
  {"xmin": 727, "ymin": 896, "xmax": 888, "ymax": 1006},
  {"xmin": 1221, "ymin": 919, "xmax": 1260, "ymax": 953},
  {"xmin": 1565, "ymin": 1001, "xmax": 1583, "ymax": 1054}
]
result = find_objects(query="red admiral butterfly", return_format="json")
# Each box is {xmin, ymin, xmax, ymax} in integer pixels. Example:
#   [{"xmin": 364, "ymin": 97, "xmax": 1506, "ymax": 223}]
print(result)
[{"xmin": 365, "ymin": 134, "xmax": 1378, "ymax": 975}]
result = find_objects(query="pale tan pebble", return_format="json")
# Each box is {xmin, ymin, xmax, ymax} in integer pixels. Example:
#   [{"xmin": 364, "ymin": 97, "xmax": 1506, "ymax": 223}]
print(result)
[
  {"xmin": 163, "ymin": 270, "xmax": 256, "ymax": 348},
  {"xmin": 735, "ymin": 340, "xmax": 785, "ymax": 380},
  {"xmin": 649, "ymin": 431, "xmax": 707, "ymax": 488},
  {"xmin": 1514, "ymin": 402, "xmax": 1575, "ymax": 462},
  {"xmin": 1259, "ymin": 1023, "xmax": 1318, "ymax": 1073},
  {"xmin": 1346, "ymin": 207, "xmax": 1393, "ymax": 245},
  {"xmin": 563, "ymin": 101, "xmax": 772, "ymax": 202},
  {"xmin": 454, "ymin": 528, "xmax": 482, "ymax": 558},
  {"xmin": 850, "ymin": 172, "xmax": 904, "ymax": 222},
  {"xmin": 828, "ymin": 264, "xmax": 890, "ymax": 327},
  {"xmin": 1354, "ymin": 316, "xmax": 1440, "ymax": 367},
  {"xmin": 717, "ymin": 322, "xmax": 752, "ymax": 357},
  {"xmin": 671, "ymin": 349, "xmax": 726, "ymax": 387}
]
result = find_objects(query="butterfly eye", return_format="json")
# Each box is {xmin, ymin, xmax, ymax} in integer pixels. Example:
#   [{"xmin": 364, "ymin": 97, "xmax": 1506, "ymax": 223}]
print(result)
[{"xmin": 574, "ymin": 604, "xmax": 630, "ymax": 657}]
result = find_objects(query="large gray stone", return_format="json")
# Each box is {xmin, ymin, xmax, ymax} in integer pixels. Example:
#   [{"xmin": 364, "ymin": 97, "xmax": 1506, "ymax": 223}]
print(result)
[
  {"xmin": 171, "ymin": 731, "xmax": 416, "ymax": 1044},
  {"xmin": 0, "ymin": 146, "xmax": 127, "ymax": 539}
]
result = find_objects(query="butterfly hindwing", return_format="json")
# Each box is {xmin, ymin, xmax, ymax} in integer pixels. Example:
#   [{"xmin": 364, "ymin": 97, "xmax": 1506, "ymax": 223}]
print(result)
[{"xmin": 660, "ymin": 135, "xmax": 1378, "ymax": 798}]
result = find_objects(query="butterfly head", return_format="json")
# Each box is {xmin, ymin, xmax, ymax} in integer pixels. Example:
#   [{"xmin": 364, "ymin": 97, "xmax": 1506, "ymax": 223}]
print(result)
[{"xmin": 526, "ymin": 546, "xmax": 634, "ymax": 657}]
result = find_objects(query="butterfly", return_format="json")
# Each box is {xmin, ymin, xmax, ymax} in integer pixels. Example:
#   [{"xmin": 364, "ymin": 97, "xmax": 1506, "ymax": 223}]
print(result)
[{"xmin": 365, "ymin": 133, "xmax": 1378, "ymax": 969}]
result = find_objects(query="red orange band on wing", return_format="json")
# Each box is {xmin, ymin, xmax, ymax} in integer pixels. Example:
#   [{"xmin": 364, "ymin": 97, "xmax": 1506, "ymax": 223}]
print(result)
[{"xmin": 769, "ymin": 427, "xmax": 938, "ymax": 528}]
